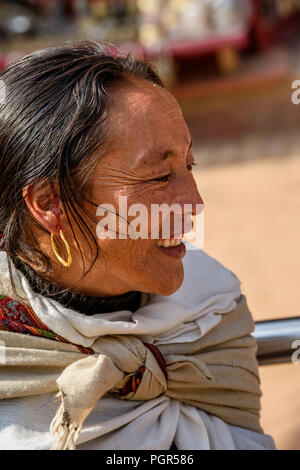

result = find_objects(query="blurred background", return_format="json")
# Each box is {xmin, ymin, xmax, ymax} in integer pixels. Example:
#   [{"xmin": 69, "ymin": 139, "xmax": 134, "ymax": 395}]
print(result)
[{"xmin": 0, "ymin": 0, "xmax": 300, "ymax": 450}]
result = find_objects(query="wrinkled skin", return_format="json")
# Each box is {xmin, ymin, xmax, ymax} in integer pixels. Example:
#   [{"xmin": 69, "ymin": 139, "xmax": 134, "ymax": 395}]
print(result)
[{"xmin": 24, "ymin": 78, "xmax": 204, "ymax": 297}]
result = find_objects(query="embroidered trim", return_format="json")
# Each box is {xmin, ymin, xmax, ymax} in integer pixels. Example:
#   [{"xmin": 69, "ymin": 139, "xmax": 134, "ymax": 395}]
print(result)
[
  {"xmin": 0, "ymin": 295, "xmax": 94, "ymax": 355},
  {"xmin": 118, "ymin": 343, "xmax": 168, "ymax": 396}
]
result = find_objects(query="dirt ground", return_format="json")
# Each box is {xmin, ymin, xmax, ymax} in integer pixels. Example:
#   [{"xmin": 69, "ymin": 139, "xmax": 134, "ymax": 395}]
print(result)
[
  {"xmin": 192, "ymin": 154, "xmax": 300, "ymax": 450},
  {"xmin": 183, "ymin": 49, "xmax": 300, "ymax": 447}
]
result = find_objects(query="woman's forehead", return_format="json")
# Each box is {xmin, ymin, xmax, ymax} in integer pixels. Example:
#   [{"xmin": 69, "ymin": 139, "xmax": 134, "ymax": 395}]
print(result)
[{"xmin": 107, "ymin": 80, "xmax": 189, "ymax": 146}]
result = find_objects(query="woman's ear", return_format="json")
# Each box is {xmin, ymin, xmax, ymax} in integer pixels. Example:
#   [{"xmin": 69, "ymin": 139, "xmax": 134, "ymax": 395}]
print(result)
[{"xmin": 22, "ymin": 182, "xmax": 63, "ymax": 235}]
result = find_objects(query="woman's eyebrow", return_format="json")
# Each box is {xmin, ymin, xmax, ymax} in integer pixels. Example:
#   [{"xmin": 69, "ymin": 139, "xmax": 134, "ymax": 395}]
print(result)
[
  {"xmin": 161, "ymin": 139, "xmax": 193, "ymax": 160},
  {"xmin": 138, "ymin": 138, "xmax": 193, "ymax": 165}
]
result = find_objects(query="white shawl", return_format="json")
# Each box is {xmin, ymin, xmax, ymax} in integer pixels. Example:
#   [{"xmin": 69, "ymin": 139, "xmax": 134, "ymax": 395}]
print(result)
[{"xmin": 0, "ymin": 246, "xmax": 276, "ymax": 450}]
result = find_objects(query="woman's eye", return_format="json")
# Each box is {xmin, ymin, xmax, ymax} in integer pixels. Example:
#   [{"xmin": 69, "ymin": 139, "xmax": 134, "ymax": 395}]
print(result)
[
  {"xmin": 154, "ymin": 174, "xmax": 170, "ymax": 182},
  {"xmin": 187, "ymin": 162, "xmax": 197, "ymax": 171}
]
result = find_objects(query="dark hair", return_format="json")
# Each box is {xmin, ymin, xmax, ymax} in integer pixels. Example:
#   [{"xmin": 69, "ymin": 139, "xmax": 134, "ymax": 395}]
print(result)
[{"xmin": 0, "ymin": 41, "xmax": 163, "ymax": 276}]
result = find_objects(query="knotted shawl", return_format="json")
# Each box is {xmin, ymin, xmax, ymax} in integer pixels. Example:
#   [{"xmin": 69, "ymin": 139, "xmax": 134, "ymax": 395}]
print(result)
[{"xmin": 0, "ymin": 295, "xmax": 262, "ymax": 450}]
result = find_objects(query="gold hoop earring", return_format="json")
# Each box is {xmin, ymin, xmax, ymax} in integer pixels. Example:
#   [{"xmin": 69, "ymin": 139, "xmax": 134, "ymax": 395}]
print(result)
[{"xmin": 51, "ymin": 230, "xmax": 72, "ymax": 267}]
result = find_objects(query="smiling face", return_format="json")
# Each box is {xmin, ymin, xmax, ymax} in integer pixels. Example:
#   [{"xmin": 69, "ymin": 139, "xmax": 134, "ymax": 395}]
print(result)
[{"xmin": 72, "ymin": 77, "xmax": 203, "ymax": 297}]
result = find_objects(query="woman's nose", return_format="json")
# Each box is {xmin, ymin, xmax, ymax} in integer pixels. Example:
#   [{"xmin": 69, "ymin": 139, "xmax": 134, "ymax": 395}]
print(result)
[
  {"xmin": 182, "ymin": 177, "xmax": 204, "ymax": 216},
  {"xmin": 192, "ymin": 191, "xmax": 204, "ymax": 216}
]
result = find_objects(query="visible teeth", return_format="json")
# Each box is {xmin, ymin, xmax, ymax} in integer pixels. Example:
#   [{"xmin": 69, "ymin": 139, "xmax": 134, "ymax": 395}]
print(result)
[{"xmin": 157, "ymin": 238, "xmax": 182, "ymax": 248}]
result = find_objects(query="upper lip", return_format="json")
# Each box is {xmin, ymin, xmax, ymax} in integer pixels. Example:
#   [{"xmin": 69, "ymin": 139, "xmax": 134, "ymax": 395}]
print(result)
[{"xmin": 161, "ymin": 234, "xmax": 183, "ymax": 240}]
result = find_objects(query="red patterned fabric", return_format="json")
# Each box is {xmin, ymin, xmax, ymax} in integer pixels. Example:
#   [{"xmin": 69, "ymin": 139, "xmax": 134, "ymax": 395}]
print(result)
[
  {"xmin": 144, "ymin": 343, "xmax": 168, "ymax": 381},
  {"xmin": 0, "ymin": 294, "xmax": 94, "ymax": 355},
  {"xmin": 118, "ymin": 342, "xmax": 168, "ymax": 396}
]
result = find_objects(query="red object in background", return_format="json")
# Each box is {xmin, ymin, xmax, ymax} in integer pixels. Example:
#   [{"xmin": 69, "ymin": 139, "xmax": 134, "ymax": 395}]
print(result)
[
  {"xmin": 1, "ymin": 0, "xmax": 300, "ymax": 72},
  {"xmin": 64, "ymin": 0, "xmax": 76, "ymax": 17},
  {"xmin": 136, "ymin": 0, "xmax": 300, "ymax": 60},
  {"xmin": 0, "ymin": 55, "xmax": 11, "ymax": 71},
  {"xmin": 250, "ymin": 0, "xmax": 300, "ymax": 49},
  {"xmin": 144, "ymin": 33, "xmax": 250, "ymax": 61},
  {"xmin": 143, "ymin": 0, "xmax": 300, "ymax": 59}
]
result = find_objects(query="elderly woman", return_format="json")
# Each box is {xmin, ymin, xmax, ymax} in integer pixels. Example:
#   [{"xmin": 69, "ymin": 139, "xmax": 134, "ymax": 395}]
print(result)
[{"xmin": 0, "ymin": 41, "xmax": 275, "ymax": 450}]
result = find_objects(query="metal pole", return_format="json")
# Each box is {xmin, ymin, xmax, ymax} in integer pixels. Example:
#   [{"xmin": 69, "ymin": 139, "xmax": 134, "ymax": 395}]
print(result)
[{"xmin": 254, "ymin": 317, "xmax": 300, "ymax": 365}]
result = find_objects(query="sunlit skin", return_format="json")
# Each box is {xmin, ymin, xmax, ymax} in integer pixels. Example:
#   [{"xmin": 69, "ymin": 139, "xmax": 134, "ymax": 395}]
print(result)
[{"xmin": 23, "ymin": 78, "xmax": 204, "ymax": 298}]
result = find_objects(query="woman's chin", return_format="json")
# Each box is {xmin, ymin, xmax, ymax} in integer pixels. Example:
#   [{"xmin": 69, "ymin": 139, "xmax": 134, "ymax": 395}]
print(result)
[{"xmin": 152, "ymin": 266, "xmax": 184, "ymax": 296}]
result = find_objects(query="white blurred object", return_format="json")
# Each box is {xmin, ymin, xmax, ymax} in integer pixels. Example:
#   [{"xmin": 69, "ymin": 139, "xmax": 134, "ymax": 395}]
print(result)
[
  {"xmin": 171, "ymin": 0, "xmax": 213, "ymax": 38},
  {"xmin": 173, "ymin": 0, "xmax": 252, "ymax": 39},
  {"xmin": 209, "ymin": 0, "xmax": 252, "ymax": 35},
  {"xmin": 138, "ymin": 0, "xmax": 252, "ymax": 45},
  {"xmin": 7, "ymin": 15, "xmax": 32, "ymax": 34}
]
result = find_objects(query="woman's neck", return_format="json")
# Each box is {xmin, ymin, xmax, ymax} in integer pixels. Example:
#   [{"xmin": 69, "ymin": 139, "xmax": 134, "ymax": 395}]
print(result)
[{"xmin": 12, "ymin": 256, "xmax": 142, "ymax": 315}]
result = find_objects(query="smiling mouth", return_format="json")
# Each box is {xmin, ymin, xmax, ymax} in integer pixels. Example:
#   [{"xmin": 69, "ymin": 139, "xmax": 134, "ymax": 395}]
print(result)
[
  {"xmin": 156, "ymin": 238, "xmax": 182, "ymax": 248},
  {"xmin": 156, "ymin": 238, "xmax": 186, "ymax": 259}
]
